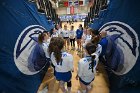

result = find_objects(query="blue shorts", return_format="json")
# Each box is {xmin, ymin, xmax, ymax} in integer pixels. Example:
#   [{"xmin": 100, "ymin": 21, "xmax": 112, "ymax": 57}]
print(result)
[
  {"xmin": 79, "ymin": 77, "xmax": 94, "ymax": 85},
  {"xmin": 77, "ymin": 37, "xmax": 82, "ymax": 39},
  {"xmin": 55, "ymin": 71, "xmax": 72, "ymax": 82}
]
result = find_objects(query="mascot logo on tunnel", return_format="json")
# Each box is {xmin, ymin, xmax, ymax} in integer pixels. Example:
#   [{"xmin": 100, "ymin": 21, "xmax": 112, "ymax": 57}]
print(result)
[
  {"xmin": 99, "ymin": 21, "xmax": 139, "ymax": 75},
  {"xmin": 14, "ymin": 25, "xmax": 46, "ymax": 75}
]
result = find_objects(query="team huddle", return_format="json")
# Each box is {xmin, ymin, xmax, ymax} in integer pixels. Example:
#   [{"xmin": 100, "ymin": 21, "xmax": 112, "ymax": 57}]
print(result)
[{"xmin": 37, "ymin": 24, "xmax": 107, "ymax": 93}]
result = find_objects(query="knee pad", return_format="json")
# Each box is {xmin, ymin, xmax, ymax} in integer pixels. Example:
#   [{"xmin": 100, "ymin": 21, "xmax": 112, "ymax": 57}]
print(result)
[
  {"xmin": 59, "ymin": 81, "xmax": 65, "ymax": 88},
  {"xmin": 82, "ymin": 90, "xmax": 86, "ymax": 93},
  {"xmin": 67, "ymin": 81, "xmax": 72, "ymax": 87}
]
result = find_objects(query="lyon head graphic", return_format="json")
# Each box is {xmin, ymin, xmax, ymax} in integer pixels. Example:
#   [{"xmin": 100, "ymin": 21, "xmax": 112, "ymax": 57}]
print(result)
[{"xmin": 14, "ymin": 25, "xmax": 47, "ymax": 75}]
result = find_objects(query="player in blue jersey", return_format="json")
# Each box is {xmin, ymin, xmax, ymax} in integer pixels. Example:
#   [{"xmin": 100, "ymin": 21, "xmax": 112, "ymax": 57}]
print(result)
[{"xmin": 76, "ymin": 24, "xmax": 83, "ymax": 52}]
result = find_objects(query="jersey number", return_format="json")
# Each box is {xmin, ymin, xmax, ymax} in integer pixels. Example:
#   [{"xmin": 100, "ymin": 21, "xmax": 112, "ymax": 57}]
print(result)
[
  {"xmin": 57, "ymin": 61, "xmax": 62, "ymax": 66},
  {"xmin": 88, "ymin": 63, "xmax": 92, "ymax": 70},
  {"xmin": 88, "ymin": 61, "xmax": 96, "ymax": 73}
]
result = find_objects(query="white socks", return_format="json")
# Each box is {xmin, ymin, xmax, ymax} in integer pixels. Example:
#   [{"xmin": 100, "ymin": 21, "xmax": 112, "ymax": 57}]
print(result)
[
  {"xmin": 82, "ymin": 90, "xmax": 86, "ymax": 93},
  {"xmin": 87, "ymin": 85, "xmax": 92, "ymax": 90}
]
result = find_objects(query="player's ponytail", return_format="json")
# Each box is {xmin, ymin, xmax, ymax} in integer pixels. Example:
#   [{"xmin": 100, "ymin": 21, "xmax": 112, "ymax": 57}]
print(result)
[
  {"xmin": 38, "ymin": 32, "xmax": 45, "ymax": 44},
  {"xmin": 48, "ymin": 37, "xmax": 64, "ymax": 63},
  {"xmin": 53, "ymin": 45, "xmax": 62, "ymax": 63},
  {"xmin": 91, "ymin": 53, "xmax": 97, "ymax": 72},
  {"xmin": 38, "ymin": 31, "xmax": 48, "ymax": 44},
  {"xmin": 85, "ymin": 42, "xmax": 97, "ymax": 72},
  {"xmin": 79, "ymin": 24, "xmax": 83, "ymax": 30}
]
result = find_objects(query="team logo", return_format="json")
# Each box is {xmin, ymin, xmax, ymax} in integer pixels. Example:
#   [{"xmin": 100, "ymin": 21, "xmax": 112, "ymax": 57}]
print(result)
[
  {"xmin": 99, "ymin": 21, "xmax": 139, "ymax": 75},
  {"xmin": 14, "ymin": 25, "xmax": 46, "ymax": 75}
]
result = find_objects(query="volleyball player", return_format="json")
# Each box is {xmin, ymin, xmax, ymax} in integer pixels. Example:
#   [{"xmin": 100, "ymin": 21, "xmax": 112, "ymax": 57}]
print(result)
[
  {"xmin": 40, "ymin": 31, "xmax": 51, "ymax": 59},
  {"xmin": 82, "ymin": 28, "xmax": 92, "ymax": 48},
  {"xmin": 48, "ymin": 37, "xmax": 73, "ymax": 93},
  {"xmin": 62, "ymin": 24, "xmax": 70, "ymax": 50},
  {"xmin": 37, "ymin": 31, "xmax": 51, "ymax": 68},
  {"xmin": 91, "ymin": 35, "xmax": 102, "ymax": 56},
  {"xmin": 51, "ymin": 28, "xmax": 59, "ymax": 37},
  {"xmin": 81, "ymin": 27, "xmax": 87, "ymax": 53},
  {"xmin": 81, "ymin": 27, "xmax": 87, "ymax": 45},
  {"xmin": 69, "ymin": 25, "xmax": 75, "ymax": 50},
  {"xmin": 55, "ymin": 24, "xmax": 63, "ymax": 37},
  {"xmin": 76, "ymin": 24, "xmax": 83, "ymax": 52},
  {"xmin": 91, "ymin": 30, "xmax": 107, "ymax": 56},
  {"xmin": 76, "ymin": 42, "xmax": 99, "ymax": 93},
  {"xmin": 33, "ymin": 31, "xmax": 51, "ymax": 81}
]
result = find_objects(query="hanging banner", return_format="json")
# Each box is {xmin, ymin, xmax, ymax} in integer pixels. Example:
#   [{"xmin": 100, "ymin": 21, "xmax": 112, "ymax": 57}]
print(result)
[
  {"xmin": 0, "ymin": 0, "xmax": 54, "ymax": 93},
  {"xmin": 89, "ymin": 0, "xmax": 140, "ymax": 92},
  {"xmin": 70, "ymin": 6, "xmax": 74, "ymax": 14}
]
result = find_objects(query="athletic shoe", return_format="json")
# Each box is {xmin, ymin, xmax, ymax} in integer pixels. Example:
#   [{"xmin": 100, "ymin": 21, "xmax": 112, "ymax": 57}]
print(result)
[
  {"xmin": 77, "ymin": 90, "xmax": 81, "ymax": 93},
  {"xmin": 38, "ymin": 86, "xmax": 48, "ymax": 93},
  {"xmin": 76, "ymin": 48, "xmax": 79, "ymax": 51}
]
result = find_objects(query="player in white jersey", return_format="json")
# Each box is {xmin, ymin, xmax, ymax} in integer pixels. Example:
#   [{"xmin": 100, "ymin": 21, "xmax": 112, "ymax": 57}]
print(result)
[
  {"xmin": 48, "ymin": 37, "xmax": 73, "ymax": 93},
  {"xmin": 41, "ymin": 32, "xmax": 50, "ymax": 59},
  {"xmin": 81, "ymin": 28, "xmax": 87, "ymax": 44},
  {"xmin": 55, "ymin": 24, "xmax": 63, "ymax": 37},
  {"xmin": 90, "ymin": 30, "xmax": 108, "ymax": 56},
  {"xmin": 51, "ymin": 28, "xmax": 59, "ymax": 37},
  {"xmin": 69, "ymin": 25, "xmax": 75, "ymax": 50},
  {"xmin": 81, "ymin": 27, "xmax": 87, "ymax": 53},
  {"xmin": 76, "ymin": 42, "xmax": 99, "ymax": 93},
  {"xmin": 91, "ymin": 35, "xmax": 102, "ymax": 56},
  {"xmin": 36, "ymin": 31, "xmax": 51, "ymax": 79},
  {"xmin": 82, "ymin": 28, "xmax": 92, "ymax": 48},
  {"xmin": 37, "ymin": 31, "xmax": 53, "ymax": 92},
  {"xmin": 58, "ymin": 28, "xmax": 63, "ymax": 37},
  {"xmin": 38, "ymin": 31, "xmax": 51, "ymax": 64},
  {"xmin": 62, "ymin": 24, "xmax": 70, "ymax": 50}
]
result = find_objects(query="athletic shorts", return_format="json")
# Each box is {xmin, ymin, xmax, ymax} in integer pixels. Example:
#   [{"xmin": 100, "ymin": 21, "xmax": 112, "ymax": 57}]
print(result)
[
  {"xmin": 79, "ymin": 77, "xmax": 94, "ymax": 85},
  {"xmin": 55, "ymin": 71, "xmax": 72, "ymax": 82},
  {"xmin": 77, "ymin": 37, "xmax": 82, "ymax": 39},
  {"xmin": 63, "ymin": 37, "xmax": 69, "ymax": 39}
]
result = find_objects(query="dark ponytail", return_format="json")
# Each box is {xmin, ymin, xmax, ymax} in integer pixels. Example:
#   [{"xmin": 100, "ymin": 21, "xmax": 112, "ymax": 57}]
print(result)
[
  {"xmin": 53, "ymin": 45, "xmax": 62, "ymax": 63},
  {"xmin": 48, "ymin": 37, "xmax": 56, "ymax": 55},
  {"xmin": 91, "ymin": 54, "xmax": 96, "ymax": 72},
  {"xmin": 85, "ymin": 42, "xmax": 97, "ymax": 73},
  {"xmin": 38, "ymin": 31, "xmax": 49, "ymax": 44},
  {"xmin": 50, "ymin": 28, "xmax": 54, "ymax": 36},
  {"xmin": 48, "ymin": 37, "xmax": 64, "ymax": 63},
  {"xmin": 79, "ymin": 24, "xmax": 83, "ymax": 30},
  {"xmin": 55, "ymin": 24, "xmax": 58, "ymax": 30},
  {"xmin": 38, "ymin": 33, "xmax": 45, "ymax": 44}
]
